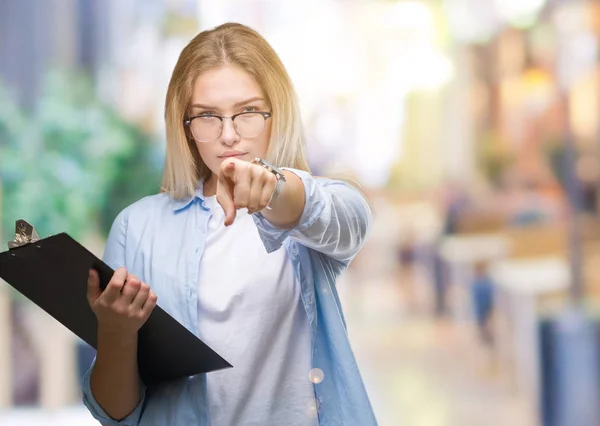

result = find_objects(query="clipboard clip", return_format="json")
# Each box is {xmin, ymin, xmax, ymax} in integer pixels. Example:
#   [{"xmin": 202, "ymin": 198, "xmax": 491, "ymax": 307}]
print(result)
[{"xmin": 8, "ymin": 219, "xmax": 40, "ymax": 250}]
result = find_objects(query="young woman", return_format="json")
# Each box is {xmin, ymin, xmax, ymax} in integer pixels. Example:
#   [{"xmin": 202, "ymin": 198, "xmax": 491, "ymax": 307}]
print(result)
[{"xmin": 83, "ymin": 22, "xmax": 377, "ymax": 426}]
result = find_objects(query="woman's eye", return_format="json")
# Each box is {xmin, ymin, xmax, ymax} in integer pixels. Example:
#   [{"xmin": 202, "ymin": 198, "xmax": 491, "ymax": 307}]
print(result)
[{"xmin": 242, "ymin": 106, "xmax": 259, "ymax": 112}]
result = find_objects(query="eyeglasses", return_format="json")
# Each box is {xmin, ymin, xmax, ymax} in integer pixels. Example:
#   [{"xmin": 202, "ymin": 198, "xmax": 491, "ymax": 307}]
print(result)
[{"xmin": 183, "ymin": 111, "xmax": 272, "ymax": 143}]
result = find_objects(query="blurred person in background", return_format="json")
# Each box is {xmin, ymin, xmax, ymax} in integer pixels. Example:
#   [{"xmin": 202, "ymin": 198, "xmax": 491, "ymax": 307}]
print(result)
[
  {"xmin": 470, "ymin": 261, "xmax": 495, "ymax": 348},
  {"xmin": 82, "ymin": 23, "xmax": 376, "ymax": 426},
  {"xmin": 430, "ymin": 182, "xmax": 470, "ymax": 318},
  {"xmin": 396, "ymin": 230, "xmax": 422, "ymax": 313}
]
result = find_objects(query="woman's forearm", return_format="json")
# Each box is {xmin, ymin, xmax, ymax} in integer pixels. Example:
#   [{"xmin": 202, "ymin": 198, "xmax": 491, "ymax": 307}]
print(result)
[
  {"xmin": 90, "ymin": 328, "xmax": 143, "ymax": 421},
  {"xmin": 257, "ymin": 170, "xmax": 371, "ymax": 263}
]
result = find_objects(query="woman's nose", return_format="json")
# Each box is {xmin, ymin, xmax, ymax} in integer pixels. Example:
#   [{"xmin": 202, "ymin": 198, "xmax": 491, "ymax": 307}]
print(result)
[{"xmin": 220, "ymin": 117, "xmax": 239, "ymax": 145}]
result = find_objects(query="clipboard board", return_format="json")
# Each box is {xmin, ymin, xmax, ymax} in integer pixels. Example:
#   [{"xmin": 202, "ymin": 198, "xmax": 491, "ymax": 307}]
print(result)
[{"xmin": 0, "ymin": 220, "xmax": 232, "ymax": 386}]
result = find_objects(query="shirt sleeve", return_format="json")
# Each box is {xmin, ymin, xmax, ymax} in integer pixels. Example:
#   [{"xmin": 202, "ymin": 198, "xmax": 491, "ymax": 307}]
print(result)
[
  {"xmin": 252, "ymin": 168, "xmax": 371, "ymax": 265},
  {"xmin": 81, "ymin": 209, "xmax": 148, "ymax": 425}
]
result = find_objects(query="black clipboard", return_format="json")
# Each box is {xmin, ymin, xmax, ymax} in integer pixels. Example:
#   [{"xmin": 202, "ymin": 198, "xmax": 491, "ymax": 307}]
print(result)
[{"xmin": 0, "ymin": 230, "xmax": 232, "ymax": 386}]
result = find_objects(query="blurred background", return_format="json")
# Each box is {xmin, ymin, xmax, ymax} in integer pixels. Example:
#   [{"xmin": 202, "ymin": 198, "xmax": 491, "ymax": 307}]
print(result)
[{"xmin": 1, "ymin": 0, "xmax": 600, "ymax": 425}]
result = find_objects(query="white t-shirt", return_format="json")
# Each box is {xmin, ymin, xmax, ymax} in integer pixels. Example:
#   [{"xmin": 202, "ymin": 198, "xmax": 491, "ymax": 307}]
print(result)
[{"xmin": 197, "ymin": 196, "xmax": 318, "ymax": 426}]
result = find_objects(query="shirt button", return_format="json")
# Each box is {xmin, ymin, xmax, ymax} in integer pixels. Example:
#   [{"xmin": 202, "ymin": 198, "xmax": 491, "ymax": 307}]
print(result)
[
  {"xmin": 307, "ymin": 296, "xmax": 313, "ymax": 304},
  {"xmin": 292, "ymin": 244, "xmax": 299, "ymax": 256}
]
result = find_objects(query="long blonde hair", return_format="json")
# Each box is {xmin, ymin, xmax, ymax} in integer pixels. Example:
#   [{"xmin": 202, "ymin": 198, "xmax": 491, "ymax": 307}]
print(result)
[{"xmin": 161, "ymin": 22, "xmax": 310, "ymax": 199}]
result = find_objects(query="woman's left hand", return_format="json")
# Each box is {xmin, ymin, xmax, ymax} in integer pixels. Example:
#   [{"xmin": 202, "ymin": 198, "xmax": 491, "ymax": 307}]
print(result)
[{"xmin": 216, "ymin": 157, "xmax": 277, "ymax": 226}]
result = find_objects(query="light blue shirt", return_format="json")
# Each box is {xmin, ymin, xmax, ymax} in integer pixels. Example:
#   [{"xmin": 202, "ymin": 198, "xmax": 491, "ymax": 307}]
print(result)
[{"xmin": 82, "ymin": 168, "xmax": 378, "ymax": 425}]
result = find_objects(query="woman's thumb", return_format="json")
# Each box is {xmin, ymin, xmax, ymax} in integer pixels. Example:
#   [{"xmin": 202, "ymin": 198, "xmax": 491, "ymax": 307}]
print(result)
[{"xmin": 86, "ymin": 269, "xmax": 102, "ymax": 306}]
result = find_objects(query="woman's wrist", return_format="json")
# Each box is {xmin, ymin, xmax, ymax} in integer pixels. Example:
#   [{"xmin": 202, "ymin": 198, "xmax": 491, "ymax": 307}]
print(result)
[
  {"xmin": 266, "ymin": 178, "xmax": 286, "ymax": 209},
  {"xmin": 97, "ymin": 325, "xmax": 139, "ymax": 349},
  {"xmin": 259, "ymin": 170, "xmax": 305, "ymax": 228}
]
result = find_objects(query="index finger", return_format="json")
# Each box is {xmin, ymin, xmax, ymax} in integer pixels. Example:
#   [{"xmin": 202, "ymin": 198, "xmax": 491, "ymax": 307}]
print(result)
[
  {"xmin": 100, "ymin": 267, "xmax": 128, "ymax": 304},
  {"xmin": 217, "ymin": 182, "xmax": 237, "ymax": 226}
]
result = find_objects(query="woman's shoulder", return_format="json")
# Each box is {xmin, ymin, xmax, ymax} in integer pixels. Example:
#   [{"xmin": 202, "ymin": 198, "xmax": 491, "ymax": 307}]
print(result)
[{"xmin": 116, "ymin": 192, "xmax": 173, "ymax": 222}]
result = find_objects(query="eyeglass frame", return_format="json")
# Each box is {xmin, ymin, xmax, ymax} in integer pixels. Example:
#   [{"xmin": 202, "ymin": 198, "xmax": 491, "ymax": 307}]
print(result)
[{"xmin": 183, "ymin": 111, "xmax": 272, "ymax": 142}]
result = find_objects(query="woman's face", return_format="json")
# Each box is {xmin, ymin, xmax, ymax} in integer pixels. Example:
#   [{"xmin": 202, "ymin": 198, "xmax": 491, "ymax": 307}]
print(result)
[{"xmin": 188, "ymin": 64, "xmax": 272, "ymax": 180}]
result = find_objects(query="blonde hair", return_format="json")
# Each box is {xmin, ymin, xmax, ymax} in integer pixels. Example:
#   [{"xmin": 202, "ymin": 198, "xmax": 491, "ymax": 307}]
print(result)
[{"xmin": 161, "ymin": 22, "xmax": 310, "ymax": 199}]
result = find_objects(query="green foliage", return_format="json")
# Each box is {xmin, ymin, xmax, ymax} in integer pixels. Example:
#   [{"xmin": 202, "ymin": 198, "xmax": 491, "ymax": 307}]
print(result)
[{"xmin": 0, "ymin": 70, "xmax": 163, "ymax": 243}]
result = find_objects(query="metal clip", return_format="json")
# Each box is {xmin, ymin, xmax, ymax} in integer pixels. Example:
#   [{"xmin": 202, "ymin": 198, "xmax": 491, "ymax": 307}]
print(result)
[{"xmin": 8, "ymin": 220, "xmax": 40, "ymax": 250}]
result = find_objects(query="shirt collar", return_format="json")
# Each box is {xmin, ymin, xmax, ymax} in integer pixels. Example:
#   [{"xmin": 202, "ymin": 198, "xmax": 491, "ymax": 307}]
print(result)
[{"xmin": 171, "ymin": 180, "xmax": 207, "ymax": 212}]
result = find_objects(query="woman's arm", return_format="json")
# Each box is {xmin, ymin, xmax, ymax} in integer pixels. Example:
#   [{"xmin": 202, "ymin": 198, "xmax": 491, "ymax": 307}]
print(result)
[
  {"xmin": 90, "ymin": 329, "xmax": 141, "ymax": 421},
  {"xmin": 213, "ymin": 160, "xmax": 371, "ymax": 264},
  {"xmin": 256, "ymin": 169, "xmax": 372, "ymax": 265},
  {"xmin": 87, "ymin": 267, "xmax": 156, "ymax": 421},
  {"xmin": 87, "ymin": 268, "xmax": 157, "ymax": 421}
]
